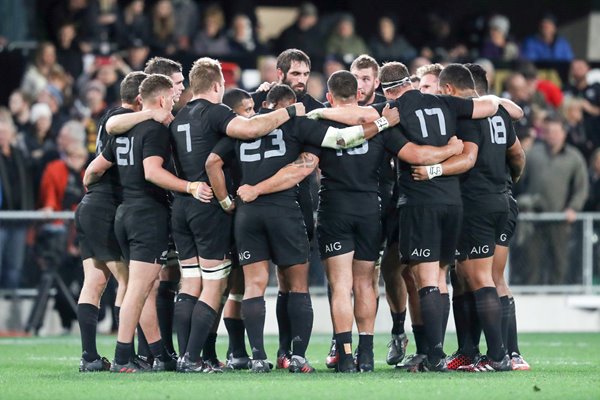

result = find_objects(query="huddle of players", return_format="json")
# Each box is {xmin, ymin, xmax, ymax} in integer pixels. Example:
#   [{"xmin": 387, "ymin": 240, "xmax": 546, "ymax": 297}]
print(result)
[{"xmin": 75, "ymin": 47, "xmax": 528, "ymax": 374}]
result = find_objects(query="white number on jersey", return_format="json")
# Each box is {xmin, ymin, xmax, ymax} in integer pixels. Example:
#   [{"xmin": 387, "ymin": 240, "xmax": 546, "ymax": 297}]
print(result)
[
  {"xmin": 488, "ymin": 116, "xmax": 507, "ymax": 144},
  {"xmin": 415, "ymin": 108, "xmax": 446, "ymax": 138},
  {"xmin": 115, "ymin": 137, "xmax": 134, "ymax": 166},
  {"xmin": 177, "ymin": 123, "xmax": 192, "ymax": 153},
  {"xmin": 240, "ymin": 129, "xmax": 286, "ymax": 162}
]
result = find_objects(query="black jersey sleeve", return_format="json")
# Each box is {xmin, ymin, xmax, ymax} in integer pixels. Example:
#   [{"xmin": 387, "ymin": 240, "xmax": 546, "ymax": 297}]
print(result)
[
  {"xmin": 209, "ymin": 103, "xmax": 237, "ymax": 134},
  {"xmin": 499, "ymin": 106, "xmax": 517, "ymax": 148},
  {"xmin": 439, "ymin": 95, "xmax": 474, "ymax": 119},
  {"xmin": 457, "ymin": 118, "xmax": 482, "ymax": 146},
  {"xmin": 381, "ymin": 126, "xmax": 409, "ymax": 154},
  {"xmin": 295, "ymin": 117, "xmax": 330, "ymax": 147},
  {"xmin": 143, "ymin": 124, "xmax": 171, "ymax": 160},
  {"xmin": 211, "ymin": 136, "xmax": 236, "ymax": 166},
  {"xmin": 102, "ymin": 141, "xmax": 116, "ymax": 163}
]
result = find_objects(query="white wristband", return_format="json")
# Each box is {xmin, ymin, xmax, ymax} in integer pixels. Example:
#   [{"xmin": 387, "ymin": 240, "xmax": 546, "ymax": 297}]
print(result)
[
  {"xmin": 219, "ymin": 196, "xmax": 233, "ymax": 210},
  {"xmin": 426, "ymin": 164, "xmax": 443, "ymax": 180},
  {"xmin": 374, "ymin": 117, "xmax": 389, "ymax": 132}
]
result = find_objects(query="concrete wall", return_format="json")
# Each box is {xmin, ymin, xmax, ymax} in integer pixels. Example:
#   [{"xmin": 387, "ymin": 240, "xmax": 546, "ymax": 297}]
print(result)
[{"xmin": 1, "ymin": 293, "xmax": 598, "ymax": 337}]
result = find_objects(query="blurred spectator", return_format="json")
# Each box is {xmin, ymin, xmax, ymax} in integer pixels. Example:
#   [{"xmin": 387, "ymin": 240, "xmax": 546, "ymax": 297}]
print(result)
[
  {"xmin": 8, "ymin": 90, "xmax": 32, "ymax": 139},
  {"xmin": 37, "ymin": 82, "xmax": 71, "ymax": 137},
  {"xmin": 307, "ymin": 72, "xmax": 326, "ymax": 102},
  {"xmin": 56, "ymin": 22, "xmax": 84, "ymax": 81},
  {"xmin": 517, "ymin": 115, "xmax": 588, "ymax": 284},
  {"xmin": 115, "ymin": 0, "xmax": 150, "ymax": 48},
  {"xmin": 21, "ymin": 42, "xmax": 58, "ymax": 100},
  {"xmin": 562, "ymin": 96, "xmax": 592, "ymax": 160},
  {"xmin": 326, "ymin": 14, "xmax": 369, "ymax": 65},
  {"xmin": 0, "ymin": 1, "xmax": 30, "ymax": 46},
  {"xmin": 563, "ymin": 59, "xmax": 600, "ymax": 150},
  {"xmin": 228, "ymin": 13, "xmax": 263, "ymax": 56},
  {"xmin": 275, "ymin": 3, "xmax": 324, "ymax": 67},
  {"xmin": 95, "ymin": 0, "xmax": 120, "ymax": 44},
  {"xmin": 37, "ymin": 142, "xmax": 88, "ymax": 333},
  {"xmin": 46, "ymin": 0, "xmax": 99, "ymax": 52},
  {"xmin": 257, "ymin": 56, "xmax": 278, "ymax": 85},
  {"xmin": 369, "ymin": 16, "xmax": 416, "ymax": 63},
  {"xmin": 480, "ymin": 14, "xmax": 519, "ymax": 61},
  {"xmin": 519, "ymin": 61, "xmax": 560, "ymax": 109},
  {"xmin": 521, "ymin": 14, "xmax": 574, "ymax": 62},
  {"xmin": 192, "ymin": 3, "xmax": 230, "ymax": 56},
  {"xmin": 323, "ymin": 55, "xmax": 345, "ymax": 80},
  {"xmin": 149, "ymin": 0, "xmax": 177, "ymax": 55},
  {"xmin": 76, "ymin": 81, "xmax": 108, "ymax": 153},
  {"xmin": 0, "ymin": 109, "xmax": 34, "ymax": 289},
  {"xmin": 26, "ymin": 103, "xmax": 56, "ymax": 190},
  {"xmin": 172, "ymin": 0, "xmax": 199, "ymax": 51},
  {"xmin": 121, "ymin": 39, "xmax": 150, "ymax": 72},
  {"xmin": 584, "ymin": 148, "xmax": 600, "ymax": 211},
  {"xmin": 420, "ymin": 13, "xmax": 468, "ymax": 62},
  {"xmin": 504, "ymin": 72, "xmax": 541, "ymax": 129},
  {"xmin": 409, "ymin": 56, "xmax": 431, "ymax": 75}
]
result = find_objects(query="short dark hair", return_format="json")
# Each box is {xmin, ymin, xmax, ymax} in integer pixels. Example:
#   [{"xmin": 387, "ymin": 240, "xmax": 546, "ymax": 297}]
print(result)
[
  {"xmin": 327, "ymin": 70, "xmax": 358, "ymax": 101},
  {"xmin": 144, "ymin": 57, "xmax": 182, "ymax": 76},
  {"xmin": 438, "ymin": 63, "xmax": 475, "ymax": 91},
  {"xmin": 464, "ymin": 63, "xmax": 488, "ymax": 94},
  {"xmin": 379, "ymin": 61, "xmax": 410, "ymax": 84},
  {"xmin": 223, "ymin": 88, "xmax": 251, "ymax": 110},
  {"xmin": 277, "ymin": 49, "xmax": 311, "ymax": 75},
  {"xmin": 350, "ymin": 54, "xmax": 379, "ymax": 76},
  {"xmin": 120, "ymin": 71, "xmax": 148, "ymax": 104},
  {"xmin": 266, "ymin": 84, "xmax": 296, "ymax": 107},
  {"xmin": 139, "ymin": 74, "xmax": 174, "ymax": 102}
]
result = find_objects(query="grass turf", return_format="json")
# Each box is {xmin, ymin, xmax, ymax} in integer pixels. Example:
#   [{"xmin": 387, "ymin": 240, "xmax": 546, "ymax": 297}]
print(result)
[{"xmin": 0, "ymin": 333, "xmax": 598, "ymax": 400}]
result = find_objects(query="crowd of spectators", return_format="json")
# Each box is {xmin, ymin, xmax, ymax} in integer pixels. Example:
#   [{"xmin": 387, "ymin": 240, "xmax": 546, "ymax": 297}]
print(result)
[{"xmin": 0, "ymin": 0, "xmax": 599, "ymax": 294}]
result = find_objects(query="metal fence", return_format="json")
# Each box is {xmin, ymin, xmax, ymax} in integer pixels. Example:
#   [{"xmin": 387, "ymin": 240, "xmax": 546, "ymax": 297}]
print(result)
[{"xmin": 1, "ymin": 210, "xmax": 599, "ymax": 294}]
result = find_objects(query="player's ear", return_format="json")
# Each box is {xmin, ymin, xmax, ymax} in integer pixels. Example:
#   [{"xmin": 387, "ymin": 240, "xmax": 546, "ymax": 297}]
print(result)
[
  {"xmin": 325, "ymin": 92, "xmax": 333, "ymax": 106},
  {"xmin": 276, "ymin": 68, "xmax": 284, "ymax": 82},
  {"xmin": 262, "ymin": 100, "xmax": 268, "ymax": 109}
]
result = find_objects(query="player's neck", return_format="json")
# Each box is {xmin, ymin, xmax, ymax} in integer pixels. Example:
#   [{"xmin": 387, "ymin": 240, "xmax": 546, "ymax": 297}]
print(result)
[
  {"xmin": 456, "ymin": 89, "xmax": 478, "ymax": 98},
  {"xmin": 191, "ymin": 92, "xmax": 220, "ymax": 104}
]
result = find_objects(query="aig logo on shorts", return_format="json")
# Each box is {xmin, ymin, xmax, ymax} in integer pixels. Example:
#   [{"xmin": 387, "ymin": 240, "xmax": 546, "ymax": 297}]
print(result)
[
  {"xmin": 499, "ymin": 233, "xmax": 507, "ymax": 242},
  {"xmin": 238, "ymin": 251, "xmax": 251, "ymax": 261},
  {"xmin": 325, "ymin": 242, "xmax": 342, "ymax": 253},
  {"xmin": 470, "ymin": 245, "xmax": 489, "ymax": 255},
  {"xmin": 411, "ymin": 248, "xmax": 431, "ymax": 257}
]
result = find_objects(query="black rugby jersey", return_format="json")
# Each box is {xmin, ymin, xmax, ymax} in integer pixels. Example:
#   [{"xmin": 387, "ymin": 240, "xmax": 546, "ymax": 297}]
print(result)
[
  {"xmin": 235, "ymin": 110, "xmax": 329, "ymax": 208},
  {"xmin": 83, "ymin": 106, "xmax": 132, "ymax": 205},
  {"xmin": 373, "ymin": 90, "xmax": 474, "ymax": 205},
  {"xmin": 458, "ymin": 105, "xmax": 516, "ymax": 211},
  {"xmin": 102, "ymin": 120, "xmax": 171, "ymax": 205},
  {"xmin": 312, "ymin": 120, "xmax": 406, "ymax": 215}
]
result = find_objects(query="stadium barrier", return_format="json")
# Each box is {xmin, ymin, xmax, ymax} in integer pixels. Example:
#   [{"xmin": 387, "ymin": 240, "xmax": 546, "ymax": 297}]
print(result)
[{"xmin": 0, "ymin": 210, "xmax": 599, "ymax": 334}]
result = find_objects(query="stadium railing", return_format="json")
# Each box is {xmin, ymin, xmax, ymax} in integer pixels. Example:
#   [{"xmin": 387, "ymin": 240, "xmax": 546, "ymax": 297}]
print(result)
[{"xmin": 0, "ymin": 210, "xmax": 599, "ymax": 295}]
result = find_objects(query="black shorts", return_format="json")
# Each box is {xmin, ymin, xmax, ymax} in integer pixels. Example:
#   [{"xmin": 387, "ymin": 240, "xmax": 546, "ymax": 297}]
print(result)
[
  {"xmin": 317, "ymin": 211, "xmax": 381, "ymax": 261},
  {"xmin": 456, "ymin": 211, "xmax": 508, "ymax": 261},
  {"xmin": 399, "ymin": 204, "xmax": 462, "ymax": 264},
  {"xmin": 235, "ymin": 203, "xmax": 309, "ymax": 267},
  {"xmin": 497, "ymin": 195, "xmax": 518, "ymax": 246},
  {"xmin": 75, "ymin": 202, "xmax": 122, "ymax": 262},
  {"xmin": 114, "ymin": 201, "xmax": 170, "ymax": 264},
  {"xmin": 171, "ymin": 196, "xmax": 232, "ymax": 261}
]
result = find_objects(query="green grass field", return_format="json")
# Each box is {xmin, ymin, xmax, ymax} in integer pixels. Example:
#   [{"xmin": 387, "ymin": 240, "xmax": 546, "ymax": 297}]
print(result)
[{"xmin": 1, "ymin": 333, "xmax": 599, "ymax": 400}]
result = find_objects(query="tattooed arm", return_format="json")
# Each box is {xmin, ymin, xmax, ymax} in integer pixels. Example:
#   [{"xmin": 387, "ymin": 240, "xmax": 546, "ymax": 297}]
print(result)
[{"xmin": 237, "ymin": 152, "xmax": 319, "ymax": 203}]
